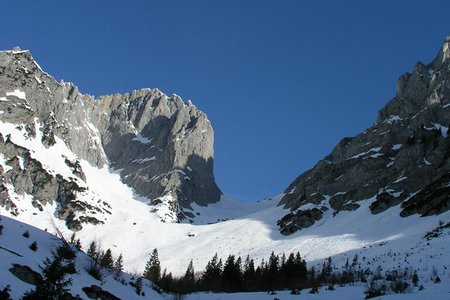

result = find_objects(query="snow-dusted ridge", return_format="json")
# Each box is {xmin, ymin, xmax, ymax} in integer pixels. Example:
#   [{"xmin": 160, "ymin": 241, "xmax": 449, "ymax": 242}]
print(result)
[{"xmin": 0, "ymin": 48, "xmax": 222, "ymax": 224}]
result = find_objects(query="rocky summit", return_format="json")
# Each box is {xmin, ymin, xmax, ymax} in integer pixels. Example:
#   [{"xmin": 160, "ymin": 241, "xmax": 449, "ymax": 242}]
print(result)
[
  {"xmin": 277, "ymin": 37, "xmax": 450, "ymax": 235},
  {"xmin": 0, "ymin": 49, "xmax": 221, "ymax": 227}
]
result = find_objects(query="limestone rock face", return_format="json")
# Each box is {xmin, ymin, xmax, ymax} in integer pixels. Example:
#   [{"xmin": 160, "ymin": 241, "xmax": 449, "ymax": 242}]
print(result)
[
  {"xmin": 92, "ymin": 90, "xmax": 221, "ymax": 220},
  {"xmin": 278, "ymin": 37, "xmax": 450, "ymax": 235},
  {"xmin": 0, "ymin": 49, "xmax": 221, "ymax": 225}
]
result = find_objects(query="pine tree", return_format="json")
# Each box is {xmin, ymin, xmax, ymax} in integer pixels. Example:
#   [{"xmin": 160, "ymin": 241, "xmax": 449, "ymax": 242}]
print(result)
[
  {"xmin": 266, "ymin": 252, "xmax": 279, "ymax": 290},
  {"xmin": 222, "ymin": 255, "xmax": 242, "ymax": 291},
  {"xmin": 294, "ymin": 252, "xmax": 307, "ymax": 282},
  {"xmin": 114, "ymin": 253, "xmax": 124, "ymax": 272},
  {"xmin": 143, "ymin": 248, "xmax": 161, "ymax": 283},
  {"xmin": 0, "ymin": 285, "xmax": 12, "ymax": 300},
  {"xmin": 310, "ymin": 266, "xmax": 316, "ymax": 285},
  {"xmin": 159, "ymin": 268, "xmax": 174, "ymax": 292},
  {"xmin": 352, "ymin": 254, "xmax": 358, "ymax": 267},
  {"xmin": 412, "ymin": 272, "xmax": 419, "ymax": 287},
  {"xmin": 134, "ymin": 277, "xmax": 143, "ymax": 295},
  {"xmin": 184, "ymin": 259, "xmax": 195, "ymax": 282},
  {"xmin": 69, "ymin": 233, "xmax": 82, "ymax": 251},
  {"xmin": 201, "ymin": 253, "xmax": 222, "ymax": 291},
  {"xmin": 113, "ymin": 253, "xmax": 124, "ymax": 280},
  {"xmin": 21, "ymin": 244, "xmax": 76, "ymax": 299},
  {"xmin": 182, "ymin": 259, "xmax": 196, "ymax": 293},
  {"xmin": 282, "ymin": 253, "xmax": 296, "ymax": 288},
  {"xmin": 87, "ymin": 241, "xmax": 97, "ymax": 260},
  {"xmin": 74, "ymin": 239, "xmax": 82, "ymax": 251},
  {"xmin": 243, "ymin": 255, "xmax": 256, "ymax": 291},
  {"xmin": 320, "ymin": 257, "xmax": 333, "ymax": 282},
  {"xmin": 280, "ymin": 253, "xmax": 286, "ymax": 269},
  {"xmin": 100, "ymin": 248, "xmax": 114, "ymax": 268},
  {"xmin": 29, "ymin": 241, "xmax": 38, "ymax": 252}
]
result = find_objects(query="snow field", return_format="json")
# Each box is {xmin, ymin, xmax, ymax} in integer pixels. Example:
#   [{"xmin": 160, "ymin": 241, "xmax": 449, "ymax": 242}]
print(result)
[{"xmin": 1, "ymin": 117, "xmax": 450, "ymax": 296}]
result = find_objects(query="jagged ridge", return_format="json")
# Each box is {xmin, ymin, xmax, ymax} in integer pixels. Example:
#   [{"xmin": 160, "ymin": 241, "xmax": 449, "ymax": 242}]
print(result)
[
  {"xmin": 278, "ymin": 37, "xmax": 450, "ymax": 235},
  {"xmin": 0, "ymin": 49, "xmax": 221, "ymax": 226}
]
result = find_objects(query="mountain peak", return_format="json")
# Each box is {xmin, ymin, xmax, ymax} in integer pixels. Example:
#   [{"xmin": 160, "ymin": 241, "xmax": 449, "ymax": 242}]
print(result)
[
  {"xmin": 442, "ymin": 35, "xmax": 450, "ymax": 62},
  {"xmin": 278, "ymin": 38, "xmax": 450, "ymax": 235},
  {"xmin": 0, "ymin": 49, "xmax": 221, "ymax": 227}
]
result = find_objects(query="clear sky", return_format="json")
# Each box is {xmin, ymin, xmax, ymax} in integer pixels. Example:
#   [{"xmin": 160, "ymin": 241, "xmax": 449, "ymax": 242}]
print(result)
[{"xmin": 2, "ymin": 1, "xmax": 450, "ymax": 201}]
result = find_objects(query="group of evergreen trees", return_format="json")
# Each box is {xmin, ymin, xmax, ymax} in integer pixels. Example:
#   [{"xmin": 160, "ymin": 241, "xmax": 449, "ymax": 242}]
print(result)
[
  {"xmin": 104, "ymin": 246, "xmax": 426, "ymax": 298},
  {"xmin": 199, "ymin": 252, "xmax": 308, "ymax": 292},
  {"xmin": 144, "ymin": 250, "xmax": 309, "ymax": 294},
  {"xmin": 85, "ymin": 240, "xmax": 123, "ymax": 280}
]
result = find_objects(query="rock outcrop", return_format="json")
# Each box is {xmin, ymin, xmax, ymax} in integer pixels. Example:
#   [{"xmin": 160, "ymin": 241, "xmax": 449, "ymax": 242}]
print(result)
[
  {"xmin": 0, "ymin": 49, "xmax": 221, "ymax": 225},
  {"xmin": 82, "ymin": 285, "xmax": 121, "ymax": 300},
  {"xmin": 9, "ymin": 264, "xmax": 43, "ymax": 285},
  {"xmin": 278, "ymin": 37, "xmax": 450, "ymax": 235}
]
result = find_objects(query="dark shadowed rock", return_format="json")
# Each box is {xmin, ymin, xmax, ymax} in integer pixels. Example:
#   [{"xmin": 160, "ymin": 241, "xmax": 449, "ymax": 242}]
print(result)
[
  {"xmin": 277, "ymin": 208, "xmax": 324, "ymax": 235},
  {"xmin": 400, "ymin": 173, "xmax": 450, "ymax": 217},
  {"xmin": 9, "ymin": 263, "xmax": 42, "ymax": 285},
  {"xmin": 82, "ymin": 285, "xmax": 121, "ymax": 300}
]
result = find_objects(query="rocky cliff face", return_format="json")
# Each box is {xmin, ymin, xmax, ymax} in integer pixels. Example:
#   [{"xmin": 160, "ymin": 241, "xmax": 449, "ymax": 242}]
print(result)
[
  {"xmin": 0, "ymin": 49, "xmax": 221, "ymax": 226},
  {"xmin": 278, "ymin": 37, "xmax": 450, "ymax": 235}
]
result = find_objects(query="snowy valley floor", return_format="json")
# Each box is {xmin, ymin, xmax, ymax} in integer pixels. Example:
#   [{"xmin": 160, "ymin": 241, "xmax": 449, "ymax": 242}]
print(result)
[{"xmin": 181, "ymin": 283, "xmax": 450, "ymax": 300}]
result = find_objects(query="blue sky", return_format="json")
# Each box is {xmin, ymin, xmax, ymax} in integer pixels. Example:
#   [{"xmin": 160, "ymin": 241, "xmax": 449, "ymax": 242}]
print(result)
[{"xmin": 2, "ymin": 1, "xmax": 450, "ymax": 201}]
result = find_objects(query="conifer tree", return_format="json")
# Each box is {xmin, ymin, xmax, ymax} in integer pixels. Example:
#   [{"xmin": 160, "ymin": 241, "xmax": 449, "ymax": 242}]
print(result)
[
  {"xmin": 100, "ymin": 248, "xmax": 114, "ymax": 268},
  {"xmin": 21, "ymin": 244, "xmax": 76, "ymax": 299},
  {"xmin": 143, "ymin": 248, "xmax": 161, "ymax": 283},
  {"xmin": 159, "ymin": 268, "xmax": 174, "ymax": 292},
  {"xmin": 412, "ymin": 272, "xmax": 419, "ymax": 287},
  {"xmin": 69, "ymin": 233, "xmax": 82, "ymax": 251},
  {"xmin": 114, "ymin": 253, "xmax": 124, "ymax": 272},
  {"xmin": 280, "ymin": 253, "xmax": 286, "ymax": 269},
  {"xmin": 184, "ymin": 259, "xmax": 195, "ymax": 282},
  {"xmin": 112, "ymin": 253, "xmax": 124, "ymax": 280},
  {"xmin": 222, "ymin": 255, "xmax": 242, "ymax": 291},
  {"xmin": 0, "ymin": 285, "xmax": 12, "ymax": 300},
  {"xmin": 266, "ymin": 252, "xmax": 279, "ymax": 290},
  {"xmin": 294, "ymin": 252, "xmax": 307, "ymax": 282},
  {"xmin": 134, "ymin": 277, "xmax": 143, "ymax": 295},
  {"xmin": 87, "ymin": 241, "xmax": 97, "ymax": 260},
  {"xmin": 201, "ymin": 253, "xmax": 222, "ymax": 291},
  {"xmin": 182, "ymin": 259, "xmax": 196, "ymax": 293},
  {"xmin": 243, "ymin": 255, "xmax": 256, "ymax": 291}
]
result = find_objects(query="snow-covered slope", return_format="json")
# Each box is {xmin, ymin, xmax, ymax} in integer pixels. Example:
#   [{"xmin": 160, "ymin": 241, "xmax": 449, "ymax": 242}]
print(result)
[
  {"xmin": 0, "ymin": 215, "xmax": 164, "ymax": 299},
  {"xmin": 1, "ymin": 118, "xmax": 449, "ymax": 280},
  {"xmin": 2, "ymin": 216, "xmax": 449, "ymax": 300},
  {"xmin": 183, "ymin": 284, "xmax": 450, "ymax": 300}
]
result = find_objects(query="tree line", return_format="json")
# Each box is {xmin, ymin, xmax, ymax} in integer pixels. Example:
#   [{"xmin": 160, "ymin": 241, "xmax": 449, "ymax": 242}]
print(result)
[{"xmin": 144, "ymin": 249, "xmax": 309, "ymax": 294}]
